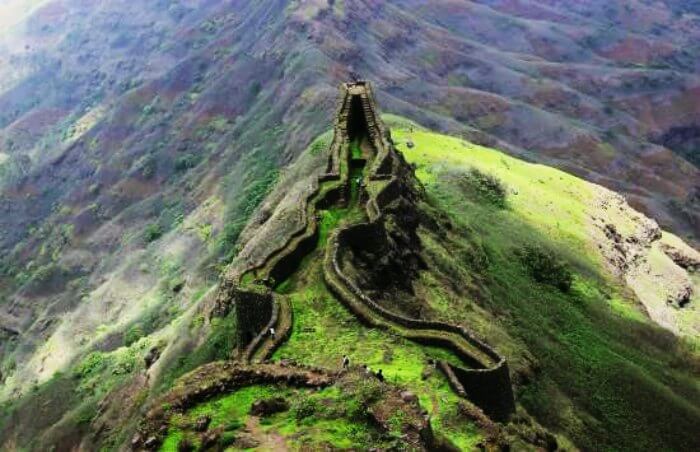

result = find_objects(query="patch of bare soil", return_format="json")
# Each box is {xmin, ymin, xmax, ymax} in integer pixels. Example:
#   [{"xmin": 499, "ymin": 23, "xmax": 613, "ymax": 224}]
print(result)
[{"xmin": 236, "ymin": 416, "xmax": 288, "ymax": 451}]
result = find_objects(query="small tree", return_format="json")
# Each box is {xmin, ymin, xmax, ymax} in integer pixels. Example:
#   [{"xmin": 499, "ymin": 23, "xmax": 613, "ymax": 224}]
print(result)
[
  {"xmin": 458, "ymin": 167, "xmax": 508, "ymax": 208},
  {"xmin": 144, "ymin": 223, "xmax": 163, "ymax": 242},
  {"xmin": 518, "ymin": 245, "xmax": 573, "ymax": 292}
]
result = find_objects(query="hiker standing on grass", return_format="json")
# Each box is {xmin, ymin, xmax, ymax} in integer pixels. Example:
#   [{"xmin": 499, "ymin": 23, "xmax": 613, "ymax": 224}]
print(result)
[
  {"xmin": 375, "ymin": 369, "xmax": 384, "ymax": 382},
  {"xmin": 362, "ymin": 364, "xmax": 372, "ymax": 375},
  {"xmin": 342, "ymin": 355, "xmax": 350, "ymax": 369}
]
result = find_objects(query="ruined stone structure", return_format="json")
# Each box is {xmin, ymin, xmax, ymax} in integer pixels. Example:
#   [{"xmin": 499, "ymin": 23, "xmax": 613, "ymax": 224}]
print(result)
[
  {"xmin": 212, "ymin": 81, "xmax": 515, "ymax": 421},
  {"xmin": 133, "ymin": 362, "xmax": 335, "ymax": 449}
]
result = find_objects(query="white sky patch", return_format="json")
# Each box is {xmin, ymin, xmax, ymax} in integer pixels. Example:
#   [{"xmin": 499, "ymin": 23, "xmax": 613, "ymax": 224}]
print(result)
[{"xmin": 0, "ymin": 0, "xmax": 48, "ymax": 32}]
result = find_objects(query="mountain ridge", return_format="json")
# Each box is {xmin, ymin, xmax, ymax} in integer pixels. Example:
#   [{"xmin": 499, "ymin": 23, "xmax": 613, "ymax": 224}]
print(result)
[{"xmin": 1, "ymin": 1, "xmax": 699, "ymax": 450}]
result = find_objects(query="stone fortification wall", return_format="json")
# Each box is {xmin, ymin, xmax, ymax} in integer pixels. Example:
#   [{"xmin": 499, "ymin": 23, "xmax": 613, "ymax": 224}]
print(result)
[
  {"xmin": 210, "ymin": 81, "xmax": 515, "ymax": 422},
  {"xmin": 324, "ymin": 81, "xmax": 515, "ymax": 421}
]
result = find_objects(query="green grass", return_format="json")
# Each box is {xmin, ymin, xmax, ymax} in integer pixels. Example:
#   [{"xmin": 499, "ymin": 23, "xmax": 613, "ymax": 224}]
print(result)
[
  {"xmin": 317, "ymin": 208, "xmax": 346, "ymax": 247},
  {"xmin": 394, "ymin": 128, "xmax": 604, "ymax": 267},
  {"xmin": 350, "ymin": 139, "xmax": 363, "ymax": 160},
  {"xmin": 160, "ymin": 429, "xmax": 184, "ymax": 452},
  {"xmin": 391, "ymin": 122, "xmax": 700, "ymax": 451},
  {"xmin": 275, "ymin": 256, "xmax": 462, "ymax": 375},
  {"xmin": 160, "ymin": 384, "xmax": 381, "ymax": 450},
  {"xmin": 268, "ymin": 140, "xmax": 482, "ymax": 447},
  {"xmin": 271, "ymin": 241, "xmax": 480, "ymax": 447}
]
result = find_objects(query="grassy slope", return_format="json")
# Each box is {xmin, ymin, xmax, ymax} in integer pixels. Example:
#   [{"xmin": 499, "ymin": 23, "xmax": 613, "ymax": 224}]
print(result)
[
  {"xmin": 8, "ymin": 115, "xmax": 698, "ymax": 450},
  {"xmin": 169, "ymin": 118, "xmax": 699, "ymax": 451},
  {"xmin": 387, "ymin": 116, "xmax": 700, "ymax": 451}
]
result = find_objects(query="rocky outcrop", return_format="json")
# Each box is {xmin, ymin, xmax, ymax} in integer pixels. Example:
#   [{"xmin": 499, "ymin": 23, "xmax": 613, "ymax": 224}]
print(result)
[
  {"xmin": 249, "ymin": 397, "xmax": 290, "ymax": 416},
  {"xmin": 592, "ymin": 190, "xmax": 699, "ymax": 336},
  {"xmin": 660, "ymin": 241, "xmax": 700, "ymax": 272}
]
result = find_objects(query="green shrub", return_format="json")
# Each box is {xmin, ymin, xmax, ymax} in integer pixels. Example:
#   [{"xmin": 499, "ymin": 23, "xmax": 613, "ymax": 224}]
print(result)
[
  {"xmin": 75, "ymin": 402, "xmax": 97, "ymax": 426},
  {"xmin": 74, "ymin": 352, "xmax": 107, "ymax": 379},
  {"xmin": 457, "ymin": 167, "xmax": 508, "ymax": 208},
  {"xmin": 292, "ymin": 397, "xmax": 318, "ymax": 420},
  {"xmin": 124, "ymin": 324, "xmax": 144, "ymax": 346},
  {"xmin": 174, "ymin": 153, "xmax": 199, "ymax": 171},
  {"xmin": 224, "ymin": 419, "xmax": 244, "ymax": 431},
  {"xmin": 144, "ymin": 223, "xmax": 164, "ymax": 242},
  {"xmin": 218, "ymin": 431, "xmax": 237, "ymax": 448},
  {"xmin": 136, "ymin": 153, "xmax": 156, "ymax": 179},
  {"xmin": 518, "ymin": 244, "xmax": 573, "ymax": 292},
  {"xmin": 355, "ymin": 378, "xmax": 382, "ymax": 406}
]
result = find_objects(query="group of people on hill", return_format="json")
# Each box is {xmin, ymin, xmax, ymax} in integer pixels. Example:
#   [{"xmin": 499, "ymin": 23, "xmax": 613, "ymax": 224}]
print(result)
[{"xmin": 342, "ymin": 355, "xmax": 384, "ymax": 382}]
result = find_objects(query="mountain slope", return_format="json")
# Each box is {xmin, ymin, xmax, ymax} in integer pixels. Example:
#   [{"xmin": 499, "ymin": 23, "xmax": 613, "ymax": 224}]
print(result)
[
  {"xmin": 390, "ymin": 116, "xmax": 699, "ymax": 450},
  {"xmin": 4, "ymin": 101, "xmax": 698, "ymax": 449},
  {"xmin": 0, "ymin": 1, "xmax": 699, "ymax": 450}
]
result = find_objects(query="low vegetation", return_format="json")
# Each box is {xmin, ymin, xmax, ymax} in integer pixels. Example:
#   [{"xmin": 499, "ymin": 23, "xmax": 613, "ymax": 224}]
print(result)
[
  {"xmin": 392, "ymin": 119, "xmax": 700, "ymax": 451},
  {"xmin": 160, "ymin": 381, "xmax": 389, "ymax": 450},
  {"xmin": 457, "ymin": 167, "xmax": 509, "ymax": 208},
  {"xmin": 517, "ymin": 244, "xmax": 573, "ymax": 292}
]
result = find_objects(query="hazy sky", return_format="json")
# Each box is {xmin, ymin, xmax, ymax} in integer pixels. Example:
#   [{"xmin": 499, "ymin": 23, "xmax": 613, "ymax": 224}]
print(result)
[{"xmin": 0, "ymin": 0, "xmax": 46, "ymax": 32}]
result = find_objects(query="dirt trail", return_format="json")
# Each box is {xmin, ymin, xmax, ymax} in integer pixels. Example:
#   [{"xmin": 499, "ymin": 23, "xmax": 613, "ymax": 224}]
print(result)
[{"xmin": 240, "ymin": 416, "xmax": 289, "ymax": 451}]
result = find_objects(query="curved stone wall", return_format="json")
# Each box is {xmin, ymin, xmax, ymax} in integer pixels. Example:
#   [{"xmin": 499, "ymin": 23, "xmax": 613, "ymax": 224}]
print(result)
[
  {"xmin": 210, "ymin": 81, "xmax": 515, "ymax": 422},
  {"xmin": 321, "ymin": 82, "xmax": 515, "ymax": 422},
  {"xmin": 132, "ymin": 362, "xmax": 334, "ymax": 450},
  {"xmin": 326, "ymin": 221, "xmax": 515, "ymax": 421}
]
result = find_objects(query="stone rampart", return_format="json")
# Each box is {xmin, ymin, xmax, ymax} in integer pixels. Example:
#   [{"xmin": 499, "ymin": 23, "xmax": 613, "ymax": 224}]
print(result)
[
  {"xmin": 211, "ymin": 81, "xmax": 515, "ymax": 422},
  {"xmin": 133, "ymin": 362, "xmax": 334, "ymax": 450},
  {"xmin": 323, "ymin": 81, "xmax": 515, "ymax": 421},
  {"xmin": 232, "ymin": 287, "xmax": 273, "ymax": 348}
]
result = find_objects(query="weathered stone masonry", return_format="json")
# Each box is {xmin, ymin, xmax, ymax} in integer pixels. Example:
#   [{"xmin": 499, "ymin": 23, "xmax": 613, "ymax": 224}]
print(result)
[
  {"xmin": 212, "ymin": 81, "xmax": 515, "ymax": 421},
  {"xmin": 323, "ymin": 81, "xmax": 516, "ymax": 422}
]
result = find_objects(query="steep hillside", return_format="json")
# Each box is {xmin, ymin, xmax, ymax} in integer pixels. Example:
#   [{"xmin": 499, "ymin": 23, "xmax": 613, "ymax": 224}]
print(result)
[
  {"xmin": 0, "ymin": 1, "xmax": 699, "ymax": 451},
  {"xmin": 389, "ymin": 116, "xmax": 699, "ymax": 450},
  {"xmin": 2, "ymin": 81, "xmax": 698, "ymax": 450}
]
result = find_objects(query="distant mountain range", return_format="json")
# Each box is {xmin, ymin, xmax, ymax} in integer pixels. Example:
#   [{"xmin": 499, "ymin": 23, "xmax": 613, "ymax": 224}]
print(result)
[{"xmin": 0, "ymin": 1, "xmax": 698, "ymax": 450}]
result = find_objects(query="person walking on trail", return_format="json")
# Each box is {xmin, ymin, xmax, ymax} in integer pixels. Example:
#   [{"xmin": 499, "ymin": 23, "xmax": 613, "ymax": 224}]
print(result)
[
  {"xmin": 362, "ymin": 364, "xmax": 372, "ymax": 375},
  {"xmin": 342, "ymin": 355, "xmax": 350, "ymax": 369},
  {"xmin": 375, "ymin": 369, "xmax": 384, "ymax": 382},
  {"xmin": 269, "ymin": 327, "xmax": 276, "ymax": 339}
]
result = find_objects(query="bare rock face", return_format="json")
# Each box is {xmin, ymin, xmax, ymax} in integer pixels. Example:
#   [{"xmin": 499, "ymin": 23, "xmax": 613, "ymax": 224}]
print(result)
[
  {"xmin": 199, "ymin": 429, "xmax": 221, "ymax": 449},
  {"xmin": 233, "ymin": 433, "xmax": 260, "ymax": 449},
  {"xmin": 400, "ymin": 390, "xmax": 418, "ymax": 403},
  {"xmin": 660, "ymin": 242, "xmax": 700, "ymax": 272},
  {"xmin": 144, "ymin": 346, "xmax": 162, "ymax": 369},
  {"xmin": 249, "ymin": 397, "xmax": 290, "ymax": 417},
  {"xmin": 591, "ymin": 190, "xmax": 699, "ymax": 337},
  {"xmin": 668, "ymin": 285, "xmax": 693, "ymax": 309}
]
